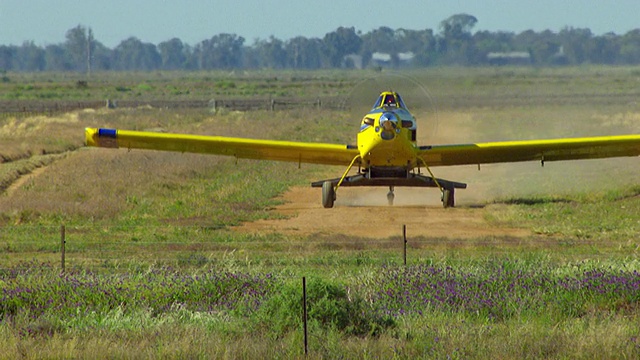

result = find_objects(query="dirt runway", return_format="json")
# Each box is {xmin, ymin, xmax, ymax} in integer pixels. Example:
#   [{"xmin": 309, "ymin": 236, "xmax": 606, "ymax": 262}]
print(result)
[{"xmin": 235, "ymin": 185, "xmax": 530, "ymax": 239}]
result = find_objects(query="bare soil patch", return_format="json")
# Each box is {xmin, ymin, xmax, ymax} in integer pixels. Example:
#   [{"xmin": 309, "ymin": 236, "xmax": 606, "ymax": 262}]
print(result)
[{"xmin": 234, "ymin": 186, "xmax": 530, "ymax": 239}]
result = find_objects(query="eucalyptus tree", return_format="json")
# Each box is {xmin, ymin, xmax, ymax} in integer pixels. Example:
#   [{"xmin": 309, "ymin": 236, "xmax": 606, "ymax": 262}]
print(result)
[
  {"xmin": 112, "ymin": 37, "xmax": 161, "ymax": 71},
  {"xmin": 193, "ymin": 33, "xmax": 245, "ymax": 69},
  {"xmin": 285, "ymin": 36, "xmax": 324, "ymax": 69},
  {"xmin": 323, "ymin": 27, "xmax": 362, "ymax": 67},
  {"xmin": 158, "ymin": 38, "xmax": 188, "ymax": 70}
]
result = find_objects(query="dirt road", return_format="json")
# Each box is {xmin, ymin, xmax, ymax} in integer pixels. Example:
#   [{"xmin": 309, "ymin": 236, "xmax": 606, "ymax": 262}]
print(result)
[{"xmin": 235, "ymin": 185, "xmax": 530, "ymax": 239}]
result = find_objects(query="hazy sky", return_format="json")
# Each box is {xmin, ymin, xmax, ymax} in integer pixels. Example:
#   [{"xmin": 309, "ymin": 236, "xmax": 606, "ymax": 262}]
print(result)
[{"xmin": 1, "ymin": 0, "xmax": 638, "ymax": 47}]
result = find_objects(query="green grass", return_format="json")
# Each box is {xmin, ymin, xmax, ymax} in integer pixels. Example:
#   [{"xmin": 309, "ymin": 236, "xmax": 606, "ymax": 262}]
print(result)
[
  {"xmin": 489, "ymin": 185, "xmax": 640, "ymax": 242},
  {"xmin": 1, "ymin": 67, "xmax": 640, "ymax": 358}
]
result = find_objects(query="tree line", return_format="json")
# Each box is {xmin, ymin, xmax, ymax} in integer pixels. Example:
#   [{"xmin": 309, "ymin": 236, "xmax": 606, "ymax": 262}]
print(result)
[{"xmin": 2, "ymin": 14, "xmax": 640, "ymax": 72}]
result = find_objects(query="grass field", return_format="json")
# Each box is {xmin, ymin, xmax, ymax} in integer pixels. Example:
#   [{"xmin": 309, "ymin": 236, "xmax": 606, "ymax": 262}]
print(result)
[{"xmin": 1, "ymin": 67, "xmax": 640, "ymax": 358}]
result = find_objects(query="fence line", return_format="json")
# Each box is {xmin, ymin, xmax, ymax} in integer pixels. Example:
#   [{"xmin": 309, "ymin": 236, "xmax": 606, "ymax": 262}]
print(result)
[
  {"xmin": 2, "ymin": 224, "xmax": 417, "ymax": 272},
  {"xmin": 0, "ymin": 96, "xmax": 347, "ymax": 119}
]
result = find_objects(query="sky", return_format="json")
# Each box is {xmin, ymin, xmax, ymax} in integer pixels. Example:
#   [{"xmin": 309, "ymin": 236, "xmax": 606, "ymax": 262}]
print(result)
[{"xmin": 1, "ymin": 0, "xmax": 638, "ymax": 48}]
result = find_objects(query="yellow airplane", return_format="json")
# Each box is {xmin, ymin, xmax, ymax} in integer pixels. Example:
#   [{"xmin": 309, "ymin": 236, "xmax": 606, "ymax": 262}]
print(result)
[{"xmin": 85, "ymin": 91, "xmax": 640, "ymax": 208}]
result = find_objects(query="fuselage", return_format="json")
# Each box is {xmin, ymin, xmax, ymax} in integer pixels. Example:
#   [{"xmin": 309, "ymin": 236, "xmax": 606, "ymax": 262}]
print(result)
[{"xmin": 356, "ymin": 91, "xmax": 418, "ymax": 172}]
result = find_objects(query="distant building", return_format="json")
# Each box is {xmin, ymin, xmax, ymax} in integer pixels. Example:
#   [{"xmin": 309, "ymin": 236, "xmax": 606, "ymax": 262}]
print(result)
[
  {"xmin": 371, "ymin": 52, "xmax": 392, "ymax": 65},
  {"xmin": 487, "ymin": 51, "xmax": 531, "ymax": 65},
  {"xmin": 398, "ymin": 52, "xmax": 415, "ymax": 64},
  {"xmin": 370, "ymin": 52, "xmax": 415, "ymax": 68}
]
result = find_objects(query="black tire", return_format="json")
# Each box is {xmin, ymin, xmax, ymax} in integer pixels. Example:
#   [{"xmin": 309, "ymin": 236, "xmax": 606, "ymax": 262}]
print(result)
[
  {"xmin": 442, "ymin": 189, "xmax": 455, "ymax": 208},
  {"xmin": 387, "ymin": 191, "xmax": 394, "ymax": 206},
  {"xmin": 322, "ymin": 181, "xmax": 335, "ymax": 208}
]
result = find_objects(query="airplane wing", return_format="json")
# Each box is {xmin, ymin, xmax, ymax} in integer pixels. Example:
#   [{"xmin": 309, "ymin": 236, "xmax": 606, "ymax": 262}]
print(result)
[
  {"xmin": 85, "ymin": 128, "xmax": 359, "ymax": 166},
  {"xmin": 418, "ymin": 135, "xmax": 640, "ymax": 167}
]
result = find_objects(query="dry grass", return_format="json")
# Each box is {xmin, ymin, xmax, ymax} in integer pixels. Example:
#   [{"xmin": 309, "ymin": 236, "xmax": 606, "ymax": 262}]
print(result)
[
  {"xmin": 0, "ymin": 106, "xmax": 347, "ymax": 222},
  {"xmin": 0, "ymin": 111, "xmax": 88, "ymax": 156}
]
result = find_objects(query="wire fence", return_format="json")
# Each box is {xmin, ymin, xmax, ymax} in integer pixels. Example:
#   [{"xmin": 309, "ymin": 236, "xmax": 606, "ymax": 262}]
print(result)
[
  {"xmin": 0, "ymin": 96, "xmax": 347, "ymax": 119},
  {"xmin": 1, "ymin": 224, "xmax": 429, "ymax": 273}
]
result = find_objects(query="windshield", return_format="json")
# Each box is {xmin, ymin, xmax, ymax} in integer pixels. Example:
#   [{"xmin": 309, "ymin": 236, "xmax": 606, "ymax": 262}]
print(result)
[{"xmin": 372, "ymin": 92, "xmax": 408, "ymax": 110}]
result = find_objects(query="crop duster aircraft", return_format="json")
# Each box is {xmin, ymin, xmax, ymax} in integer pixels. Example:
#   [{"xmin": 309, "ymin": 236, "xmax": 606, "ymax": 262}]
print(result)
[{"xmin": 85, "ymin": 91, "xmax": 640, "ymax": 208}]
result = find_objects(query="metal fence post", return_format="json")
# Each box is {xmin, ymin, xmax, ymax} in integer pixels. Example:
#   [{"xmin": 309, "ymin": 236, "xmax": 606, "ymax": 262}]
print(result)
[
  {"xmin": 303, "ymin": 276, "xmax": 308, "ymax": 355},
  {"xmin": 60, "ymin": 225, "xmax": 66, "ymax": 273},
  {"xmin": 403, "ymin": 225, "xmax": 407, "ymax": 266}
]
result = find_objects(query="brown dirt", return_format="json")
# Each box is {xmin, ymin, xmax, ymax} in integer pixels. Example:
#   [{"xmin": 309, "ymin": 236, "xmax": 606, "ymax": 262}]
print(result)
[{"xmin": 234, "ymin": 186, "xmax": 530, "ymax": 239}]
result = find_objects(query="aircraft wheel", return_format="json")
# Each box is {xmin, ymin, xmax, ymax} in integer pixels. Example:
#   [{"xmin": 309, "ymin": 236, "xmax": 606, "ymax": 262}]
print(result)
[
  {"xmin": 442, "ymin": 189, "xmax": 455, "ymax": 208},
  {"xmin": 448, "ymin": 189, "xmax": 456, "ymax": 208},
  {"xmin": 322, "ymin": 181, "xmax": 335, "ymax": 208},
  {"xmin": 442, "ymin": 190, "xmax": 450, "ymax": 208},
  {"xmin": 442, "ymin": 189, "xmax": 455, "ymax": 209},
  {"xmin": 387, "ymin": 186, "xmax": 395, "ymax": 206}
]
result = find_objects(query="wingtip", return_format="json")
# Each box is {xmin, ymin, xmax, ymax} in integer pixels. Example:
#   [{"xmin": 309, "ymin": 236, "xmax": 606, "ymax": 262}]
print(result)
[
  {"xmin": 85, "ymin": 127, "xmax": 98, "ymax": 147},
  {"xmin": 85, "ymin": 128, "xmax": 118, "ymax": 148}
]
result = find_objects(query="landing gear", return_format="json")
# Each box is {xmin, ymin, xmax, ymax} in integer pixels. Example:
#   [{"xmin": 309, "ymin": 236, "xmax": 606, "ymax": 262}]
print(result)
[
  {"xmin": 442, "ymin": 188, "xmax": 455, "ymax": 208},
  {"xmin": 311, "ymin": 167, "xmax": 466, "ymax": 209},
  {"xmin": 322, "ymin": 181, "xmax": 335, "ymax": 208}
]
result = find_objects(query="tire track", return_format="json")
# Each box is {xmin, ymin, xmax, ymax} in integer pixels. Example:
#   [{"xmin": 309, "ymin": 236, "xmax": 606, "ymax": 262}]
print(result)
[
  {"xmin": 0, "ymin": 152, "xmax": 70, "ymax": 196},
  {"xmin": 234, "ymin": 186, "xmax": 530, "ymax": 240}
]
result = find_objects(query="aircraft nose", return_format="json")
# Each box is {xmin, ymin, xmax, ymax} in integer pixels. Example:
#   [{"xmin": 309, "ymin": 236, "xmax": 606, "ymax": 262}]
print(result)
[
  {"xmin": 380, "ymin": 112, "xmax": 397, "ymax": 129},
  {"xmin": 379, "ymin": 112, "xmax": 398, "ymax": 140},
  {"xmin": 382, "ymin": 119, "xmax": 395, "ymax": 131}
]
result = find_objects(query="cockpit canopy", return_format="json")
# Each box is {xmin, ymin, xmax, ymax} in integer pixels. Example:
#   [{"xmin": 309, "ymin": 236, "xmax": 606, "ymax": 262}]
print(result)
[{"xmin": 372, "ymin": 91, "xmax": 408, "ymax": 110}]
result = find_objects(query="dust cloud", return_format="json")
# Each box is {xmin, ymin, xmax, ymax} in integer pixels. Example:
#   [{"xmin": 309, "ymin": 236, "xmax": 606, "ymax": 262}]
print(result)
[{"xmin": 410, "ymin": 108, "xmax": 640, "ymax": 205}]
